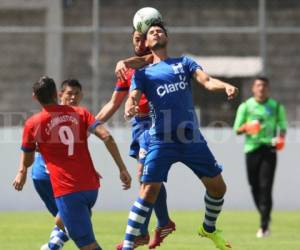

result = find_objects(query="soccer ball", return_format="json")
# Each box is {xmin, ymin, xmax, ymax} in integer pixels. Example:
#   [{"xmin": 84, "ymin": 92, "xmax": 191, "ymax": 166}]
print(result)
[{"xmin": 133, "ymin": 7, "xmax": 163, "ymax": 34}]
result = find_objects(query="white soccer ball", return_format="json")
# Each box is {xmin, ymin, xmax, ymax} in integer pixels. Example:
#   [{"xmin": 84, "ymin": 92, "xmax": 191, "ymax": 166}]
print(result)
[{"xmin": 133, "ymin": 7, "xmax": 163, "ymax": 34}]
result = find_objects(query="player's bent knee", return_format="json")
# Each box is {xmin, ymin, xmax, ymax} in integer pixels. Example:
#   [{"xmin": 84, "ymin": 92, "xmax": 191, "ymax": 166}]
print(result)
[
  {"xmin": 213, "ymin": 181, "xmax": 226, "ymax": 197},
  {"xmin": 204, "ymin": 176, "xmax": 227, "ymax": 198},
  {"xmin": 140, "ymin": 183, "xmax": 161, "ymax": 203},
  {"xmin": 219, "ymin": 182, "xmax": 227, "ymax": 196}
]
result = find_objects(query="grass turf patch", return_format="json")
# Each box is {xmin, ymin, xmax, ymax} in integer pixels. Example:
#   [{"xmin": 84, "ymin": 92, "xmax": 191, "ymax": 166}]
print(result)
[{"xmin": 0, "ymin": 210, "xmax": 299, "ymax": 250}]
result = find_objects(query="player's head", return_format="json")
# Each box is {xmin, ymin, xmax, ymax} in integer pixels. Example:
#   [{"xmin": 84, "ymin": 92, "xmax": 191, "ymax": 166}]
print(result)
[
  {"xmin": 132, "ymin": 29, "xmax": 150, "ymax": 56},
  {"xmin": 32, "ymin": 76, "xmax": 57, "ymax": 105},
  {"xmin": 145, "ymin": 22, "xmax": 168, "ymax": 51},
  {"xmin": 59, "ymin": 79, "xmax": 83, "ymax": 106},
  {"xmin": 252, "ymin": 76, "xmax": 270, "ymax": 100}
]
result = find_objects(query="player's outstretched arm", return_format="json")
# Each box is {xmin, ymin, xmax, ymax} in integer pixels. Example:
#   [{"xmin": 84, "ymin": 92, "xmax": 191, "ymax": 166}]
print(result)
[
  {"xmin": 13, "ymin": 151, "xmax": 34, "ymax": 191},
  {"xmin": 94, "ymin": 125, "xmax": 132, "ymax": 190},
  {"xmin": 124, "ymin": 90, "xmax": 142, "ymax": 120},
  {"xmin": 115, "ymin": 54, "xmax": 153, "ymax": 81},
  {"xmin": 193, "ymin": 69, "xmax": 239, "ymax": 100},
  {"xmin": 95, "ymin": 91, "xmax": 128, "ymax": 122}
]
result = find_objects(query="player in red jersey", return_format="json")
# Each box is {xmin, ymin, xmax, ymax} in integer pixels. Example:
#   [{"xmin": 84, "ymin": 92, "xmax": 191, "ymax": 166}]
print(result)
[
  {"xmin": 33, "ymin": 79, "xmax": 84, "ymax": 250},
  {"xmin": 96, "ymin": 32, "xmax": 151, "ymax": 121},
  {"xmin": 13, "ymin": 76, "xmax": 131, "ymax": 250},
  {"xmin": 96, "ymin": 30, "xmax": 175, "ymax": 250}
]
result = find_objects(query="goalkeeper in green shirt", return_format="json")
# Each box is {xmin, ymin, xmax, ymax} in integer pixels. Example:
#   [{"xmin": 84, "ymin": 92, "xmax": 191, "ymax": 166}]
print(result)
[{"xmin": 233, "ymin": 76, "xmax": 287, "ymax": 238}]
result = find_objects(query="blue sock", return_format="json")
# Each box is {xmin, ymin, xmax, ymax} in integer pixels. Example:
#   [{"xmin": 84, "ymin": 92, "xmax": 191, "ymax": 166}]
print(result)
[
  {"xmin": 48, "ymin": 226, "xmax": 69, "ymax": 250},
  {"xmin": 154, "ymin": 184, "xmax": 170, "ymax": 228},
  {"xmin": 122, "ymin": 197, "xmax": 153, "ymax": 250},
  {"xmin": 203, "ymin": 192, "xmax": 224, "ymax": 233},
  {"xmin": 140, "ymin": 207, "xmax": 153, "ymax": 236}
]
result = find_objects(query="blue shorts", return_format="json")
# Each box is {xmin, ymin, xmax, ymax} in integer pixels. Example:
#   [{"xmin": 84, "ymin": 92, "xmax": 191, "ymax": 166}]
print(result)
[
  {"xmin": 55, "ymin": 189, "xmax": 98, "ymax": 248},
  {"xmin": 129, "ymin": 116, "xmax": 152, "ymax": 159},
  {"xmin": 138, "ymin": 130, "xmax": 151, "ymax": 165},
  {"xmin": 31, "ymin": 152, "xmax": 50, "ymax": 180},
  {"xmin": 33, "ymin": 179, "xmax": 58, "ymax": 217},
  {"xmin": 141, "ymin": 129, "xmax": 223, "ymax": 183}
]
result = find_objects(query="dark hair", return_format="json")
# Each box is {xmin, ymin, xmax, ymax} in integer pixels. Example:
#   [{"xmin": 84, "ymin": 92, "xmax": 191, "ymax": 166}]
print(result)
[
  {"xmin": 131, "ymin": 27, "xmax": 137, "ymax": 35},
  {"xmin": 146, "ymin": 21, "xmax": 168, "ymax": 37},
  {"xmin": 254, "ymin": 76, "xmax": 270, "ymax": 85},
  {"xmin": 61, "ymin": 79, "xmax": 82, "ymax": 92},
  {"xmin": 33, "ymin": 76, "xmax": 57, "ymax": 104},
  {"xmin": 132, "ymin": 28, "xmax": 147, "ymax": 41}
]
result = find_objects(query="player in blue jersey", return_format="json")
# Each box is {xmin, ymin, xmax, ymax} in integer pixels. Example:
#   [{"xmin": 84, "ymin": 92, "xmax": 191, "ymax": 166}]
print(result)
[
  {"xmin": 96, "ymin": 30, "xmax": 175, "ymax": 249},
  {"xmin": 33, "ymin": 79, "xmax": 83, "ymax": 250},
  {"xmin": 122, "ymin": 23, "xmax": 238, "ymax": 250}
]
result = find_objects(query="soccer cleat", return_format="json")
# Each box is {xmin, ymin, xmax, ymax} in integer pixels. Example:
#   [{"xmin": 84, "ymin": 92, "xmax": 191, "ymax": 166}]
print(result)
[
  {"xmin": 115, "ymin": 233, "xmax": 150, "ymax": 250},
  {"xmin": 40, "ymin": 243, "xmax": 51, "ymax": 250},
  {"xmin": 148, "ymin": 220, "xmax": 176, "ymax": 249},
  {"xmin": 198, "ymin": 225, "xmax": 232, "ymax": 250},
  {"xmin": 256, "ymin": 228, "xmax": 271, "ymax": 238},
  {"xmin": 40, "ymin": 243, "xmax": 63, "ymax": 250}
]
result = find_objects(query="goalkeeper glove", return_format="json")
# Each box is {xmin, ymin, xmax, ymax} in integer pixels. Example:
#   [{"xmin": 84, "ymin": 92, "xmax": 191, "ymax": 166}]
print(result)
[{"xmin": 240, "ymin": 120, "xmax": 261, "ymax": 135}]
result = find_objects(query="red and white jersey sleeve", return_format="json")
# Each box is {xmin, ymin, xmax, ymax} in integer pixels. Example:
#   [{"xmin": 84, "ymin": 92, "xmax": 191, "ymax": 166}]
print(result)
[
  {"xmin": 114, "ymin": 68, "xmax": 150, "ymax": 114},
  {"xmin": 114, "ymin": 69, "xmax": 134, "ymax": 92},
  {"xmin": 21, "ymin": 119, "xmax": 37, "ymax": 152}
]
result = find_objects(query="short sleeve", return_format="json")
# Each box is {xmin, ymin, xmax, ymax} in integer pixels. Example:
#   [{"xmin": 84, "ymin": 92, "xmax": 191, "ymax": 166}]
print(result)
[
  {"xmin": 233, "ymin": 102, "xmax": 247, "ymax": 131},
  {"xmin": 277, "ymin": 104, "xmax": 287, "ymax": 131},
  {"xmin": 114, "ymin": 79, "xmax": 130, "ymax": 92},
  {"xmin": 21, "ymin": 119, "xmax": 36, "ymax": 152},
  {"xmin": 130, "ymin": 70, "xmax": 146, "ymax": 93},
  {"xmin": 114, "ymin": 69, "xmax": 133, "ymax": 92},
  {"xmin": 183, "ymin": 56, "xmax": 203, "ymax": 75}
]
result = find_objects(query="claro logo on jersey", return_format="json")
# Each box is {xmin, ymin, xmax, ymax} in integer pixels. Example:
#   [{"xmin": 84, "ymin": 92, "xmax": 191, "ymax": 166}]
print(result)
[{"xmin": 156, "ymin": 75, "xmax": 188, "ymax": 97}]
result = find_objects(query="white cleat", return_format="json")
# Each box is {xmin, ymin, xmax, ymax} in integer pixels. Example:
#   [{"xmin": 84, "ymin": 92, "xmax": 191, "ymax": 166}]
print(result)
[
  {"xmin": 40, "ymin": 243, "xmax": 63, "ymax": 250},
  {"xmin": 256, "ymin": 228, "xmax": 271, "ymax": 238},
  {"xmin": 40, "ymin": 243, "xmax": 50, "ymax": 250}
]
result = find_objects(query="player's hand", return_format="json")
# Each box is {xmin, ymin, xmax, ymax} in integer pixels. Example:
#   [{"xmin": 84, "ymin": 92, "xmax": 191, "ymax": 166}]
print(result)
[
  {"xmin": 240, "ymin": 120, "xmax": 261, "ymax": 135},
  {"xmin": 13, "ymin": 170, "xmax": 27, "ymax": 191},
  {"xmin": 225, "ymin": 84, "xmax": 239, "ymax": 100},
  {"xmin": 272, "ymin": 136, "xmax": 285, "ymax": 150},
  {"xmin": 120, "ymin": 169, "xmax": 132, "ymax": 190},
  {"xmin": 124, "ymin": 96, "xmax": 139, "ymax": 120},
  {"xmin": 115, "ymin": 60, "xmax": 128, "ymax": 82}
]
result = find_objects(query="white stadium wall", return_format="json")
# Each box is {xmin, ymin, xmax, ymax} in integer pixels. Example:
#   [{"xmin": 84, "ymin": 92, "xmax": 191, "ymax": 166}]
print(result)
[{"xmin": 1, "ymin": 127, "xmax": 300, "ymax": 211}]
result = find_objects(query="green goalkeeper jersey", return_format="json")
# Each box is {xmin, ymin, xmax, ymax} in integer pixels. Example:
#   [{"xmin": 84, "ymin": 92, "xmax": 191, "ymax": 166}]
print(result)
[{"xmin": 233, "ymin": 97, "xmax": 287, "ymax": 153}]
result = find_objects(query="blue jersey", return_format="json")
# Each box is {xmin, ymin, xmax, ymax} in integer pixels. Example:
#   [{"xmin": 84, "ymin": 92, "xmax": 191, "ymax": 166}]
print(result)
[
  {"xmin": 31, "ymin": 152, "xmax": 50, "ymax": 180},
  {"xmin": 131, "ymin": 56, "xmax": 202, "ymax": 136}
]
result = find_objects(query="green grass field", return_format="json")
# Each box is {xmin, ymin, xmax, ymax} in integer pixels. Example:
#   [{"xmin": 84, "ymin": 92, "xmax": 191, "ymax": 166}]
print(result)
[{"xmin": 0, "ymin": 211, "xmax": 299, "ymax": 250}]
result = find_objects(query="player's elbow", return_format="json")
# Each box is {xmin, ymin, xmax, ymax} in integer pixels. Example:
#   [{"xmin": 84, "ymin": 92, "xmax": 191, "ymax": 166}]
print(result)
[
  {"xmin": 198, "ymin": 76, "xmax": 212, "ymax": 90},
  {"xmin": 22, "ymin": 152, "xmax": 34, "ymax": 168},
  {"xmin": 204, "ymin": 79, "xmax": 216, "ymax": 91},
  {"xmin": 94, "ymin": 125, "xmax": 112, "ymax": 141},
  {"xmin": 100, "ymin": 131, "xmax": 112, "ymax": 142},
  {"xmin": 24, "ymin": 160, "xmax": 33, "ymax": 168}
]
